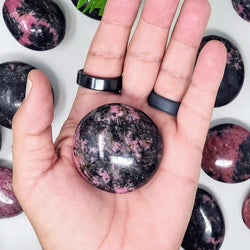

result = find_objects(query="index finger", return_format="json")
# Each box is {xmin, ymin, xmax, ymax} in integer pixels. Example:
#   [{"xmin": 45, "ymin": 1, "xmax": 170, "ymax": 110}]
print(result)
[
  {"xmin": 62, "ymin": 0, "xmax": 142, "ymax": 137},
  {"xmin": 83, "ymin": 0, "xmax": 141, "ymax": 78}
]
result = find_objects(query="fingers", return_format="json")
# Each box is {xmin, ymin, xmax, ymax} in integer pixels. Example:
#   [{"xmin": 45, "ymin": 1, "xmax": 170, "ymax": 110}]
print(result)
[
  {"xmin": 154, "ymin": 0, "xmax": 211, "ymax": 102},
  {"xmin": 177, "ymin": 41, "xmax": 227, "ymax": 149},
  {"xmin": 83, "ymin": 0, "xmax": 141, "ymax": 77},
  {"xmin": 12, "ymin": 70, "xmax": 56, "ymax": 195},
  {"xmin": 122, "ymin": 0, "xmax": 180, "ymax": 100}
]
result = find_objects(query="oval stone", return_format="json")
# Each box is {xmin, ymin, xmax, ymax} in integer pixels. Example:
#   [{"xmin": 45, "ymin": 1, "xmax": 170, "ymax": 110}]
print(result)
[
  {"xmin": 3, "ymin": 0, "xmax": 66, "ymax": 51},
  {"xmin": 198, "ymin": 35, "xmax": 244, "ymax": 107},
  {"xmin": 0, "ymin": 61, "xmax": 35, "ymax": 129},
  {"xmin": 73, "ymin": 103, "xmax": 162, "ymax": 194},
  {"xmin": 182, "ymin": 188, "xmax": 225, "ymax": 250},
  {"xmin": 232, "ymin": 0, "xmax": 250, "ymax": 22},
  {"xmin": 71, "ymin": 0, "xmax": 102, "ymax": 20},
  {"xmin": 202, "ymin": 123, "xmax": 250, "ymax": 183},
  {"xmin": 0, "ymin": 166, "xmax": 22, "ymax": 218},
  {"xmin": 242, "ymin": 192, "xmax": 250, "ymax": 229}
]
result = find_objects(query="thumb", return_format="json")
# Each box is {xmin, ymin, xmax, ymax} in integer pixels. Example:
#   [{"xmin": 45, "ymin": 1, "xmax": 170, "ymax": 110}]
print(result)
[{"xmin": 12, "ymin": 69, "xmax": 56, "ymax": 197}]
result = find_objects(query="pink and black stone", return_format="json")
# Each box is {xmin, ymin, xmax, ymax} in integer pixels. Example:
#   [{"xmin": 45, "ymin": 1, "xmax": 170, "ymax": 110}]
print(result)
[
  {"xmin": 2, "ymin": 0, "xmax": 66, "ymax": 51},
  {"xmin": 73, "ymin": 103, "xmax": 162, "ymax": 194},
  {"xmin": 71, "ymin": 0, "xmax": 102, "ymax": 20},
  {"xmin": 242, "ymin": 192, "xmax": 250, "ymax": 229},
  {"xmin": 0, "ymin": 61, "xmax": 35, "ymax": 129},
  {"xmin": 202, "ymin": 123, "xmax": 250, "ymax": 183},
  {"xmin": 198, "ymin": 35, "xmax": 244, "ymax": 107},
  {"xmin": 232, "ymin": 0, "xmax": 250, "ymax": 22},
  {"xmin": 0, "ymin": 166, "xmax": 22, "ymax": 218},
  {"xmin": 182, "ymin": 188, "xmax": 225, "ymax": 250}
]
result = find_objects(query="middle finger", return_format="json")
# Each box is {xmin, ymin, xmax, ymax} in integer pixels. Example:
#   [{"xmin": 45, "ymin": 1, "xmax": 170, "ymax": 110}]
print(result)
[{"xmin": 122, "ymin": 0, "xmax": 180, "ymax": 101}]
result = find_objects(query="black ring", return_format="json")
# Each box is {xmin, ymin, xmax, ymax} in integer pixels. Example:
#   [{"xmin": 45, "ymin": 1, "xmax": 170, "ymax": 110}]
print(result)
[
  {"xmin": 148, "ymin": 91, "xmax": 180, "ymax": 116},
  {"xmin": 77, "ymin": 69, "xmax": 122, "ymax": 93}
]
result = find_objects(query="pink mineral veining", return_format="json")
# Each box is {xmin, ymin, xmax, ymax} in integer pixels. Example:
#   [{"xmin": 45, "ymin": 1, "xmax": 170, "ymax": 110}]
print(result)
[{"xmin": 72, "ymin": 103, "xmax": 162, "ymax": 193}]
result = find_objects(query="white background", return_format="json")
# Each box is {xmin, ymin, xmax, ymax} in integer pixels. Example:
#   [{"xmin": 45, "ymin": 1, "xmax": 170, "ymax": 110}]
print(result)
[{"xmin": 0, "ymin": 0, "xmax": 249, "ymax": 249}]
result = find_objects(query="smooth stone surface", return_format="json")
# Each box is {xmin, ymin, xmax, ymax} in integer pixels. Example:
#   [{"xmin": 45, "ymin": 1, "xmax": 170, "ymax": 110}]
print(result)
[
  {"xmin": 3, "ymin": 0, "xmax": 66, "ymax": 51},
  {"xmin": 0, "ymin": 166, "xmax": 22, "ymax": 218},
  {"xmin": 232, "ymin": 0, "xmax": 250, "ymax": 22},
  {"xmin": 0, "ymin": 130, "xmax": 1, "ymax": 151},
  {"xmin": 202, "ymin": 123, "xmax": 250, "ymax": 183},
  {"xmin": 242, "ymin": 192, "xmax": 250, "ymax": 229},
  {"xmin": 0, "ymin": 61, "xmax": 35, "ymax": 128},
  {"xmin": 71, "ymin": 0, "xmax": 102, "ymax": 20},
  {"xmin": 199, "ymin": 35, "xmax": 244, "ymax": 107},
  {"xmin": 73, "ymin": 103, "xmax": 162, "ymax": 194},
  {"xmin": 182, "ymin": 188, "xmax": 225, "ymax": 250}
]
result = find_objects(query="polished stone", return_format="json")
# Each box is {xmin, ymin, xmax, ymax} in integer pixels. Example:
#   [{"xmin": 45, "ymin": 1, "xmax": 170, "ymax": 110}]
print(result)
[
  {"xmin": 73, "ymin": 103, "xmax": 162, "ymax": 194},
  {"xmin": 3, "ymin": 0, "xmax": 66, "ymax": 51},
  {"xmin": 232, "ymin": 0, "xmax": 250, "ymax": 22},
  {"xmin": 182, "ymin": 188, "xmax": 225, "ymax": 250},
  {"xmin": 242, "ymin": 192, "xmax": 250, "ymax": 229},
  {"xmin": 202, "ymin": 123, "xmax": 250, "ymax": 183},
  {"xmin": 0, "ymin": 61, "xmax": 35, "ymax": 129},
  {"xmin": 71, "ymin": 0, "xmax": 102, "ymax": 20},
  {"xmin": 198, "ymin": 35, "xmax": 244, "ymax": 107},
  {"xmin": 0, "ymin": 166, "xmax": 22, "ymax": 218}
]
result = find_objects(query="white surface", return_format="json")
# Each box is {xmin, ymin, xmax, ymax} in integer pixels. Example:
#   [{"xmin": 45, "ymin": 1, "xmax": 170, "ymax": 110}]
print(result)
[{"xmin": 0, "ymin": 0, "xmax": 249, "ymax": 249}]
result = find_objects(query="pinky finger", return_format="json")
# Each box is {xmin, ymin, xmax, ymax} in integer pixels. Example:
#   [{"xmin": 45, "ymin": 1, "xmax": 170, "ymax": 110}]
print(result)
[{"xmin": 177, "ymin": 40, "xmax": 227, "ymax": 149}]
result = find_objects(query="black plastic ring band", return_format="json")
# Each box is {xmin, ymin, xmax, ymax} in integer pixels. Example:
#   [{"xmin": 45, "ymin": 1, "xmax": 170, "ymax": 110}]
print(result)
[
  {"xmin": 148, "ymin": 91, "xmax": 180, "ymax": 116},
  {"xmin": 77, "ymin": 69, "xmax": 122, "ymax": 93}
]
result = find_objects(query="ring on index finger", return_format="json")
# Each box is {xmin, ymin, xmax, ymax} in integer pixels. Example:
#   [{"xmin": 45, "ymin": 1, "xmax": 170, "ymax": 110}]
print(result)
[{"xmin": 77, "ymin": 69, "xmax": 122, "ymax": 94}]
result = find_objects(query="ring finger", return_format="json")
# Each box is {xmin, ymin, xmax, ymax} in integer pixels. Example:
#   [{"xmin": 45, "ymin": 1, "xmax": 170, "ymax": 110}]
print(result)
[{"xmin": 154, "ymin": 0, "xmax": 211, "ymax": 104}]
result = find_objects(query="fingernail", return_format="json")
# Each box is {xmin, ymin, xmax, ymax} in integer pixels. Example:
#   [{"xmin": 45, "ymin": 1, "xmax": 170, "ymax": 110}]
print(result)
[{"xmin": 25, "ymin": 78, "xmax": 32, "ymax": 98}]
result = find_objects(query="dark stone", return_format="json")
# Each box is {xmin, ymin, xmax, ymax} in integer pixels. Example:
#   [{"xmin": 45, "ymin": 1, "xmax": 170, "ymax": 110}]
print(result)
[
  {"xmin": 71, "ymin": 0, "xmax": 102, "ymax": 21},
  {"xmin": 73, "ymin": 103, "xmax": 162, "ymax": 194},
  {"xmin": 182, "ymin": 188, "xmax": 225, "ymax": 250},
  {"xmin": 0, "ymin": 166, "xmax": 22, "ymax": 218},
  {"xmin": 0, "ymin": 61, "xmax": 35, "ymax": 129},
  {"xmin": 202, "ymin": 123, "xmax": 250, "ymax": 183},
  {"xmin": 232, "ymin": 0, "xmax": 250, "ymax": 22},
  {"xmin": 0, "ymin": 130, "xmax": 1, "ymax": 151},
  {"xmin": 198, "ymin": 35, "xmax": 244, "ymax": 107},
  {"xmin": 242, "ymin": 192, "xmax": 250, "ymax": 229},
  {"xmin": 3, "ymin": 0, "xmax": 66, "ymax": 51}
]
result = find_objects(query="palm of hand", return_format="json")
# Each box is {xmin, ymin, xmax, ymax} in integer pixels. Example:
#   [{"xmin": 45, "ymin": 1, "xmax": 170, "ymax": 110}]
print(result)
[
  {"xmin": 12, "ymin": 88, "xmax": 207, "ymax": 250},
  {"xmin": 12, "ymin": 0, "xmax": 226, "ymax": 249}
]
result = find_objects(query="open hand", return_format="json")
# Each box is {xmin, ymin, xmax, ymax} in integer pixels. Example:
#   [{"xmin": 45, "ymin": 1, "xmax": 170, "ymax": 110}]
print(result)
[{"xmin": 12, "ymin": 0, "xmax": 226, "ymax": 249}]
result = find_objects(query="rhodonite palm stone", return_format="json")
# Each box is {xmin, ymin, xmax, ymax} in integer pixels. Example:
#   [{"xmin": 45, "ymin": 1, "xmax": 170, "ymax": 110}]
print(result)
[
  {"xmin": 232, "ymin": 0, "xmax": 250, "ymax": 22},
  {"xmin": 0, "ymin": 166, "xmax": 22, "ymax": 218},
  {"xmin": 3, "ymin": 0, "xmax": 66, "ymax": 51},
  {"xmin": 0, "ymin": 61, "xmax": 35, "ymax": 129},
  {"xmin": 198, "ymin": 35, "xmax": 244, "ymax": 107},
  {"xmin": 202, "ymin": 123, "xmax": 250, "ymax": 183},
  {"xmin": 242, "ymin": 192, "xmax": 250, "ymax": 229},
  {"xmin": 182, "ymin": 188, "xmax": 225, "ymax": 250},
  {"xmin": 73, "ymin": 103, "xmax": 162, "ymax": 194}
]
